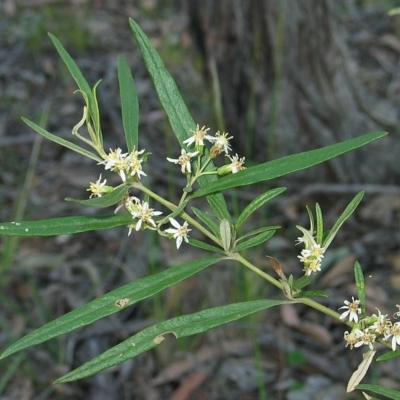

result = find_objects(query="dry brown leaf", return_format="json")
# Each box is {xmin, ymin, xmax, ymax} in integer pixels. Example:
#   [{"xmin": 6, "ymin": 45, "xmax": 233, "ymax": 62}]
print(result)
[
  {"xmin": 346, "ymin": 350, "xmax": 376, "ymax": 393},
  {"xmin": 362, "ymin": 391, "xmax": 373, "ymax": 399}
]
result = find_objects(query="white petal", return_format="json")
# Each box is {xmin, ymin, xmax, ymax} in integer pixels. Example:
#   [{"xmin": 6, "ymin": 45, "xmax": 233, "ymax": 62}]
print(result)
[
  {"xmin": 176, "ymin": 235, "xmax": 183, "ymax": 249},
  {"xmin": 135, "ymin": 219, "xmax": 142, "ymax": 231},
  {"xmin": 169, "ymin": 218, "xmax": 181, "ymax": 229}
]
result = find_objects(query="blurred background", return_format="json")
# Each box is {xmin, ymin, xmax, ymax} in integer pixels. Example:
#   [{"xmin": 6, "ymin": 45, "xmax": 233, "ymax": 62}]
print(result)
[{"xmin": 1, "ymin": 0, "xmax": 400, "ymax": 399}]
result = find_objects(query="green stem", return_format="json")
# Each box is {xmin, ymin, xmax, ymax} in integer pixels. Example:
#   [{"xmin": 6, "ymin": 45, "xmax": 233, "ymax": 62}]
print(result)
[
  {"xmin": 177, "ymin": 157, "xmax": 214, "ymax": 206},
  {"xmin": 298, "ymin": 296, "xmax": 342, "ymax": 321},
  {"xmin": 235, "ymin": 254, "xmax": 282, "ymax": 289},
  {"xmin": 132, "ymin": 182, "xmax": 222, "ymax": 246}
]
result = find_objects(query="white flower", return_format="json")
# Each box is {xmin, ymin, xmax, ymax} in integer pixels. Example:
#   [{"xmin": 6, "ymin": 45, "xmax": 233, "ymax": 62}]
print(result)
[
  {"xmin": 183, "ymin": 125, "xmax": 214, "ymax": 147},
  {"xmin": 130, "ymin": 201, "xmax": 162, "ymax": 232},
  {"xmin": 343, "ymin": 330, "xmax": 358, "ymax": 349},
  {"xmin": 99, "ymin": 148, "xmax": 128, "ymax": 180},
  {"xmin": 309, "ymin": 244, "xmax": 325, "ymax": 261},
  {"xmin": 353, "ymin": 328, "xmax": 376, "ymax": 351},
  {"xmin": 339, "ymin": 297, "xmax": 362, "ymax": 323},
  {"xmin": 99, "ymin": 147, "xmax": 146, "ymax": 182},
  {"xmin": 389, "ymin": 322, "xmax": 400, "ymax": 351},
  {"xmin": 370, "ymin": 308, "xmax": 392, "ymax": 337},
  {"xmin": 164, "ymin": 218, "xmax": 191, "ymax": 249},
  {"xmin": 87, "ymin": 174, "xmax": 110, "ymax": 198},
  {"xmin": 226, "ymin": 153, "xmax": 246, "ymax": 173},
  {"xmin": 126, "ymin": 148, "xmax": 147, "ymax": 180},
  {"xmin": 210, "ymin": 131, "xmax": 233, "ymax": 156},
  {"xmin": 167, "ymin": 149, "xmax": 199, "ymax": 174}
]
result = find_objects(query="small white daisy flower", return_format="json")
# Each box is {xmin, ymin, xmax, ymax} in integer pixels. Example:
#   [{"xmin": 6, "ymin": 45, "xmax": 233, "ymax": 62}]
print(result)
[
  {"xmin": 130, "ymin": 201, "xmax": 162, "ymax": 232},
  {"xmin": 339, "ymin": 297, "xmax": 362, "ymax": 323},
  {"xmin": 353, "ymin": 328, "xmax": 376, "ymax": 351},
  {"xmin": 389, "ymin": 322, "xmax": 400, "ymax": 351},
  {"xmin": 183, "ymin": 125, "xmax": 214, "ymax": 147},
  {"xmin": 167, "ymin": 149, "xmax": 199, "ymax": 174},
  {"xmin": 126, "ymin": 148, "xmax": 147, "ymax": 180},
  {"xmin": 343, "ymin": 330, "xmax": 358, "ymax": 349},
  {"xmin": 87, "ymin": 174, "xmax": 111, "ymax": 198},
  {"xmin": 210, "ymin": 131, "xmax": 233, "ymax": 157},
  {"xmin": 164, "ymin": 218, "xmax": 191, "ymax": 249}
]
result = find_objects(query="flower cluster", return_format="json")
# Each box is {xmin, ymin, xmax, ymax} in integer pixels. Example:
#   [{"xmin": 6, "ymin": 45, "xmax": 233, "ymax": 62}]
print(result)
[
  {"xmin": 99, "ymin": 147, "xmax": 147, "ymax": 182},
  {"xmin": 296, "ymin": 227, "xmax": 326, "ymax": 276},
  {"xmin": 341, "ymin": 300, "xmax": 400, "ymax": 351},
  {"xmin": 86, "ymin": 123, "xmax": 246, "ymax": 250},
  {"xmin": 113, "ymin": 195, "xmax": 190, "ymax": 248},
  {"xmin": 167, "ymin": 124, "xmax": 246, "ymax": 176}
]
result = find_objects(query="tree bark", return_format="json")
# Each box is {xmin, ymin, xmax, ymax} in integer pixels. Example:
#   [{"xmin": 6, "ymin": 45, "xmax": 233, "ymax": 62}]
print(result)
[{"xmin": 184, "ymin": 0, "xmax": 397, "ymax": 183}]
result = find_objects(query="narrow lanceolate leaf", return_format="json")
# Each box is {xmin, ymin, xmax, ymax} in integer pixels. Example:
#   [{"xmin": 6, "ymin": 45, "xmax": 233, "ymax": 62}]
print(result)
[
  {"xmin": 55, "ymin": 299, "xmax": 290, "ymax": 383},
  {"xmin": 0, "ymin": 214, "xmax": 134, "ymax": 237},
  {"xmin": 0, "ymin": 257, "xmax": 222, "ymax": 360},
  {"xmin": 236, "ymin": 225, "xmax": 280, "ymax": 242},
  {"xmin": 167, "ymin": 201, "xmax": 188, "ymax": 221},
  {"xmin": 191, "ymin": 132, "xmax": 387, "ymax": 198},
  {"xmin": 292, "ymin": 275, "xmax": 312, "ymax": 291},
  {"xmin": 49, "ymin": 33, "xmax": 101, "ymax": 136},
  {"xmin": 233, "ymin": 230, "xmax": 276, "ymax": 252},
  {"xmin": 323, "ymin": 192, "xmax": 364, "ymax": 248},
  {"xmin": 235, "ymin": 188, "xmax": 286, "ymax": 230},
  {"xmin": 191, "ymin": 207, "xmax": 220, "ymax": 238},
  {"xmin": 293, "ymin": 290, "xmax": 328, "ymax": 299},
  {"xmin": 354, "ymin": 261, "xmax": 366, "ymax": 316},
  {"xmin": 22, "ymin": 118, "xmax": 102, "ymax": 163},
  {"xmin": 315, "ymin": 203, "xmax": 324, "ymax": 244},
  {"xmin": 355, "ymin": 384, "xmax": 400, "ymax": 400},
  {"xmin": 129, "ymin": 18, "xmax": 230, "ymax": 222},
  {"xmin": 118, "ymin": 56, "xmax": 139, "ymax": 152},
  {"xmin": 377, "ymin": 349, "xmax": 400, "ymax": 361},
  {"xmin": 66, "ymin": 184, "xmax": 129, "ymax": 208},
  {"xmin": 188, "ymin": 238, "xmax": 225, "ymax": 254}
]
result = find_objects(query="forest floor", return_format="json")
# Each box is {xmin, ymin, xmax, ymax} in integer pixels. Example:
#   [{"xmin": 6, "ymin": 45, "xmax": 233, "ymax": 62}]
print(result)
[{"xmin": 1, "ymin": 2, "xmax": 400, "ymax": 400}]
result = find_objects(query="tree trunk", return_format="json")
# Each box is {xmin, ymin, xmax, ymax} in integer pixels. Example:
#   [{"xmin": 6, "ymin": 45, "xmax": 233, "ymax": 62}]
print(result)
[{"xmin": 184, "ymin": 0, "xmax": 397, "ymax": 183}]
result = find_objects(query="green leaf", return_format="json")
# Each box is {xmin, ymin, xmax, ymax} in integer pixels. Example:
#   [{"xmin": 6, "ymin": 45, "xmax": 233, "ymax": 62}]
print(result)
[
  {"xmin": 355, "ymin": 384, "xmax": 400, "ymax": 399},
  {"xmin": 235, "ymin": 188, "xmax": 286, "ymax": 229},
  {"xmin": 292, "ymin": 275, "xmax": 312, "ymax": 291},
  {"xmin": 117, "ymin": 56, "xmax": 139, "ymax": 152},
  {"xmin": 315, "ymin": 203, "xmax": 323, "ymax": 244},
  {"xmin": 233, "ymin": 229, "xmax": 276, "ymax": 252},
  {"xmin": 0, "ymin": 257, "xmax": 222, "ymax": 359},
  {"xmin": 22, "ymin": 118, "xmax": 102, "ymax": 163},
  {"xmin": 354, "ymin": 261, "xmax": 366, "ymax": 316},
  {"xmin": 65, "ymin": 184, "xmax": 129, "ymax": 208},
  {"xmin": 191, "ymin": 207, "xmax": 220, "ymax": 237},
  {"xmin": 49, "ymin": 33, "xmax": 101, "ymax": 137},
  {"xmin": 323, "ymin": 192, "xmax": 364, "ymax": 248},
  {"xmin": 167, "ymin": 201, "xmax": 188, "ymax": 221},
  {"xmin": 128, "ymin": 18, "xmax": 230, "ymax": 222},
  {"xmin": 293, "ymin": 290, "xmax": 328, "ymax": 299},
  {"xmin": 55, "ymin": 298, "xmax": 290, "ymax": 382},
  {"xmin": 235, "ymin": 225, "xmax": 279, "ymax": 242},
  {"xmin": 220, "ymin": 219, "xmax": 231, "ymax": 252},
  {"xmin": 188, "ymin": 238, "xmax": 225, "ymax": 254},
  {"xmin": 191, "ymin": 132, "xmax": 387, "ymax": 198},
  {"xmin": 377, "ymin": 349, "xmax": 400, "ymax": 361},
  {"xmin": 0, "ymin": 214, "xmax": 134, "ymax": 236}
]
